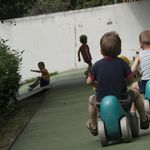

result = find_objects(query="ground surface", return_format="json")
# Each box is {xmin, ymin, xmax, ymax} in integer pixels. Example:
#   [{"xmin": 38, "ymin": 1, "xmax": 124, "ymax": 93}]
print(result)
[
  {"xmin": 0, "ymin": 90, "xmax": 48, "ymax": 150},
  {"xmin": 2, "ymin": 67, "xmax": 150, "ymax": 150}
]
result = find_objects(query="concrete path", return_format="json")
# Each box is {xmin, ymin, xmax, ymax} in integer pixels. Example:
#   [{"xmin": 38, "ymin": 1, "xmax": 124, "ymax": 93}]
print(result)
[{"xmin": 10, "ymin": 67, "xmax": 150, "ymax": 150}]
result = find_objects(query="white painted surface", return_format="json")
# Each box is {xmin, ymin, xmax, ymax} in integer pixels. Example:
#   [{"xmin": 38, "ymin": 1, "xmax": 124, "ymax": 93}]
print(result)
[{"xmin": 0, "ymin": 0, "xmax": 150, "ymax": 81}]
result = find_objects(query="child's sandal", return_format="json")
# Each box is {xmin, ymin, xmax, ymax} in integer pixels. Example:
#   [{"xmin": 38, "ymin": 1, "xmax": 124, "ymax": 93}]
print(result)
[
  {"xmin": 140, "ymin": 116, "xmax": 149, "ymax": 130},
  {"xmin": 86, "ymin": 118, "xmax": 98, "ymax": 136}
]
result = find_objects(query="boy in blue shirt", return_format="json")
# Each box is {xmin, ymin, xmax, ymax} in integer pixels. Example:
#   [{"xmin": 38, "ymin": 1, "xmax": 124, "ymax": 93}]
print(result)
[{"xmin": 86, "ymin": 31, "xmax": 150, "ymax": 136}]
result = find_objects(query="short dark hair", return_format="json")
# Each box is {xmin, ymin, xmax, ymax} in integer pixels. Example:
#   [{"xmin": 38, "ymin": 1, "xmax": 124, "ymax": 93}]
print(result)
[
  {"xmin": 139, "ymin": 30, "xmax": 150, "ymax": 48},
  {"xmin": 38, "ymin": 62, "xmax": 45, "ymax": 67},
  {"xmin": 100, "ymin": 31, "xmax": 121, "ymax": 57},
  {"xmin": 80, "ymin": 35, "xmax": 87, "ymax": 44}
]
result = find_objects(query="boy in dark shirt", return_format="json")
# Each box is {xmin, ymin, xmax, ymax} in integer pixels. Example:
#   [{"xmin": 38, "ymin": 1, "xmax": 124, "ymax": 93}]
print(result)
[{"xmin": 86, "ymin": 31, "xmax": 150, "ymax": 136}]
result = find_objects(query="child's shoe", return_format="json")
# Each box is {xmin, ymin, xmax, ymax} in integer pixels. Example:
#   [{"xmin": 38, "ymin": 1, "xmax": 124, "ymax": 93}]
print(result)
[
  {"xmin": 28, "ymin": 84, "xmax": 33, "ymax": 87},
  {"xmin": 28, "ymin": 83, "xmax": 36, "ymax": 91},
  {"xmin": 84, "ymin": 71, "xmax": 88, "ymax": 76},
  {"xmin": 140, "ymin": 111, "xmax": 150, "ymax": 130},
  {"xmin": 86, "ymin": 118, "xmax": 98, "ymax": 136}
]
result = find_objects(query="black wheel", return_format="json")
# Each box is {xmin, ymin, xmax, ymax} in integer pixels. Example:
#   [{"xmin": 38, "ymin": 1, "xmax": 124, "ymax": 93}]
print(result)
[{"xmin": 130, "ymin": 112, "xmax": 139, "ymax": 137}]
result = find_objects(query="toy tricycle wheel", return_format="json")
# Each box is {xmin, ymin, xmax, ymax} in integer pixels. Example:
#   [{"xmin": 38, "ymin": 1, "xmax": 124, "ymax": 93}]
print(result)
[
  {"xmin": 120, "ymin": 117, "xmax": 132, "ymax": 143},
  {"xmin": 143, "ymin": 99, "xmax": 150, "ymax": 113},
  {"xmin": 130, "ymin": 112, "xmax": 139, "ymax": 137},
  {"xmin": 98, "ymin": 120, "xmax": 108, "ymax": 146}
]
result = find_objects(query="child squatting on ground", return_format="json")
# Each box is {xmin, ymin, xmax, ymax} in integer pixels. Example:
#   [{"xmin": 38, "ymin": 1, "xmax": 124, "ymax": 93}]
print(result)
[
  {"xmin": 28, "ymin": 62, "xmax": 50, "ymax": 91},
  {"xmin": 86, "ymin": 31, "xmax": 150, "ymax": 136},
  {"xmin": 131, "ymin": 30, "xmax": 150, "ymax": 112},
  {"xmin": 78, "ymin": 35, "xmax": 93, "ymax": 77}
]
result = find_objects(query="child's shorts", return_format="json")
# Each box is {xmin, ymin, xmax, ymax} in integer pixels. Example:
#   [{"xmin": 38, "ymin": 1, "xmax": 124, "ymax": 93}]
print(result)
[
  {"xmin": 91, "ymin": 89, "xmax": 135, "ymax": 118},
  {"xmin": 138, "ymin": 80, "xmax": 149, "ymax": 94},
  {"xmin": 40, "ymin": 77, "xmax": 49, "ymax": 87}
]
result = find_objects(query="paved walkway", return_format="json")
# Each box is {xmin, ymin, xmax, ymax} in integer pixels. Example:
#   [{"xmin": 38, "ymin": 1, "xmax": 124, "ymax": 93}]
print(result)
[{"xmin": 10, "ymin": 68, "xmax": 150, "ymax": 150}]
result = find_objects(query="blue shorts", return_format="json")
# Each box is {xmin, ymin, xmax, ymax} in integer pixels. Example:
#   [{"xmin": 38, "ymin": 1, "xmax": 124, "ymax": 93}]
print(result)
[
  {"xmin": 138, "ymin": 80, "xmax": 149, "ymax": 94},
  {"xmin": 40, "ymin": 77, "xmax": 49, "ymax": 87}
]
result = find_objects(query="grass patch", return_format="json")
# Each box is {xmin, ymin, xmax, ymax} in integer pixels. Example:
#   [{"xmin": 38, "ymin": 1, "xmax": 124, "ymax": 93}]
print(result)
[
  {"xmin": 0, "ymin": 90, "xmax": 47, "ymax": 150},
  {"xmin": 21, "ymin": 77, "xmax": 36, "ymax": 85},
  {"xmin": 49, "ymin": 71, "xmax": 58, "ymax": 76}
]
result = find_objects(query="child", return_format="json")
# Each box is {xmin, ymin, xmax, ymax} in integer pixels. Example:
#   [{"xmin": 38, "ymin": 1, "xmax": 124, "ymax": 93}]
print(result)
[
  {"xmin": 28, "ymin": 62, "xmax": 50, "ymax": 91},
  {"xmin": 86, "ymin": 31, "xmax": 150, "ymax": 136},
  {"xmin": 78, "ymin": 35, "xmax": 92, "ymax": 77},
  {"xmin": 131, "ymin": 30, "xmax": 150, "ymax": 112}
]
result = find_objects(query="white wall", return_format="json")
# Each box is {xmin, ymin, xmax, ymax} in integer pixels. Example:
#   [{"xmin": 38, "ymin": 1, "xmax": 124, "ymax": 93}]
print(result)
[{"xmin": 0, "ymin": 0, "xmax": 150, "ymax": 81}]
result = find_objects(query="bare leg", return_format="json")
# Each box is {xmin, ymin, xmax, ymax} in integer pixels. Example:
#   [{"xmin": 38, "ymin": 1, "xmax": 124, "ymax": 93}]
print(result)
[
  {"xmin": 88, "ymin": 95, "xmax": 97, "ymax": 129},
  {"xmin": 87, "ymin": 62, "xmax": 92, "ymax": 73},
  {"xmin": 132, "ymin": 89, "xmax": 147, "ymax": 122},
  {"xmin": 34, "ymin": 76, "xmax": 41, "ymax": 86},
  {"xmin": 131, "ymin": 82, "xmax": 139, "ymax": 112}
]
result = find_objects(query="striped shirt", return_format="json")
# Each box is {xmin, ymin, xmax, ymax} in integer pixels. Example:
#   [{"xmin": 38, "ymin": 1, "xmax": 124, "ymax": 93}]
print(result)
[{"xmin": 140, "ymin": 50, "xmax": 150, "ymax": 80}]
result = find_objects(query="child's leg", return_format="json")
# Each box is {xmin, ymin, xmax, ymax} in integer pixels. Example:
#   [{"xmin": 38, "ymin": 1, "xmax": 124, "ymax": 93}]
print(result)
[
  {"xmin": 86, "ymin": 95, "xmax": 98, "ymax": 136},
  {"xmin": 28, "ymin": 77, "xmax": 41, "ymax": 91},
  {"xmin": 34, "ymin": 76, "xmax": 41, "ymax": 86},
  {"xmin": 88, "ymin": 95, "xmax": 97, "ymax": 129},
  {"xmin": 131, "ymin": 82, "xmax": 139, "ymax": 112},
  {"xmin": 133, "ymin": 89, "xmax": 147, "ymax": 122},
  {"xmin": 87, "ymin": 62, "xmax": 92, "ymax": 73},
  {"xmin": 132, "ymin": 81, "xmax": 139, "ymax": 91}
]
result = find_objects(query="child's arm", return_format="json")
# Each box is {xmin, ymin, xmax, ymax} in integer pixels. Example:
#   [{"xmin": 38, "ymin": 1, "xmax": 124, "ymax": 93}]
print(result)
[
  {"xmin": 126, "ymin": 76, "xmax": 134, "ymax": 85},
  {"xmin": 87, "ymin": 77, "xmax": 98, "ymax": 87},
  {"xmin": 131, "ymin": 53, "xmax": 141, "ymax": 74},
  {"xmin": 85, "ymin": 48, "xmax": 90, "ymax": 59},
  {"xmin": 78, "ymin": 50, "xmax": 81, "ymax": 62},
  {"xmin": 30, "ymin": 69, "xmax": 46, "ymax": 73}
]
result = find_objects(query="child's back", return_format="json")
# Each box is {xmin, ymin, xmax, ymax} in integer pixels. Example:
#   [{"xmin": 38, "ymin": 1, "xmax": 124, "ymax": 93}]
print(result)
[{"xmin": 89, "ymin": 57, "xmax": 131, "ymax": 101}]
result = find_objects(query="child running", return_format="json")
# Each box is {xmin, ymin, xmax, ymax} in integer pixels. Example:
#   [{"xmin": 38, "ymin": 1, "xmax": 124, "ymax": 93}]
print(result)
[{"xmin": 78, "ymin": 35, "xmax": 93, "ymax": 77}]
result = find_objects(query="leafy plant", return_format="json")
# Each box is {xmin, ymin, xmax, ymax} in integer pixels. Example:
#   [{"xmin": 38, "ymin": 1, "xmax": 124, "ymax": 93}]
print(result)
[
  {"xmin": 50, "ymin": 71, "xmax": 58, "ymax": 76},
  {"xmin": 0, "ymin": 38, "xmax": 24, "ymax": 126},
  {"xmin": 0, "ymin": 0, "xmax": 139, "ymax": 20},
  {"xmin": 21, "ymin": 77, "xmax": 36, "ymax": 85},
  {"xmin": 27, "ymin": 0, "xmax": 68, "ymax": 16}
]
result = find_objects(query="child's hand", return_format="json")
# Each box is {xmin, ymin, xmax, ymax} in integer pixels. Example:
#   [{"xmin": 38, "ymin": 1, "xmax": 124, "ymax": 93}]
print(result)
[
  {"xmin": 135, "ymin": 70, "xmax": 142, "ymax": 77},
  {"xmin": 78, "ymin": 58, "xmax": 81, "ymax": 62},
  {"xmin": 30, "ymin": 70, "xmax": 34, "ymax": 72}
]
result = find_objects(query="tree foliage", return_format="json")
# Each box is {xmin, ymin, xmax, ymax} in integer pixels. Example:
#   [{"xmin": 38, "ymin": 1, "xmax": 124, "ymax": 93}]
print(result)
[
  {"xmin": 0, "ymin": 38, "xmax": 23, "ymax": 126},
  {"xmin": 0, "ymin": 0, "xmax": 33, "ymax": 20},
  {"xmin": 27, "ymin": 0, "xmax": 68, "ymax": 16},
  {"xmin": 68, "ymin": 0, "xmax": 115, "ymax": 10},
  {"xmin": 0, "ymin": 0, "xmax": 132, "ymax": 20}
]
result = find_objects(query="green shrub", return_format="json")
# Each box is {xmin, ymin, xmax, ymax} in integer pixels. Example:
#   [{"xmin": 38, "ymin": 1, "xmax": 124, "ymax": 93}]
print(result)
[
  {"xmin": 0, "ymin": 38, "xmax": 24, "ymax": 126},
  {"xmin": 50, "ymin": 71, "xmax": 58, "ymax": 76},
  {"xmin": 21, "ymin": 77, "xmax": 36, "ymax": 85}
]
